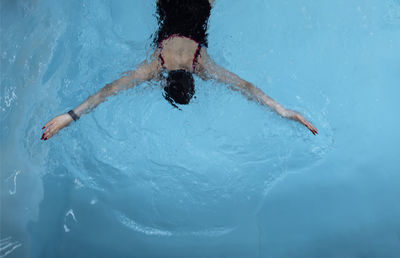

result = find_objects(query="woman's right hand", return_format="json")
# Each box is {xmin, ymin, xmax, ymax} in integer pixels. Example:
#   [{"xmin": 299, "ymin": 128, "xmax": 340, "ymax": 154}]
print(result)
[{"xmin": 41, "ymin": 113, "xmax": 73, "ymax": 141}]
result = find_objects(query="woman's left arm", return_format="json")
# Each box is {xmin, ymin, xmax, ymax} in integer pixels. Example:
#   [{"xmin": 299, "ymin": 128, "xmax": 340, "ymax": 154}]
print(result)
[{"xmin": 196, "ymin": 49, "xmax": 318, "ymax": 135}]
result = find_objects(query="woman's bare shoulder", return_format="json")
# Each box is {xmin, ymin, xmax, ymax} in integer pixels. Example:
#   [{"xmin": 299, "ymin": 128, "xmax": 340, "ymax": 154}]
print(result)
[{"xmin": 197, "ymin": 48, "xmax": 212, "ymax": 66}]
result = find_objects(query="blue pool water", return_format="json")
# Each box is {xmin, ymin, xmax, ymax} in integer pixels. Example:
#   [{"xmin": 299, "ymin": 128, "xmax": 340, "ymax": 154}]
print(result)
[{"xmin": 1, "ymin": 0, "xmax": 400, "ymax": 257}]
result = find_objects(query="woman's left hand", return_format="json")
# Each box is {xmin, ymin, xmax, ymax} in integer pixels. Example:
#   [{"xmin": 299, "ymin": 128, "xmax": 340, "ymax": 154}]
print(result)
[{"xmin": 287, "ymin": 111, "xmax": 318, "ymax": 135}]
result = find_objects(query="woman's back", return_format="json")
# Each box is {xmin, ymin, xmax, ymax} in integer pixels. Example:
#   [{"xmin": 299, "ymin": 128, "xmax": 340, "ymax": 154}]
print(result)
[{"xmin": 155, "ymin": 0, "xmax": 211, "ymax": 47}]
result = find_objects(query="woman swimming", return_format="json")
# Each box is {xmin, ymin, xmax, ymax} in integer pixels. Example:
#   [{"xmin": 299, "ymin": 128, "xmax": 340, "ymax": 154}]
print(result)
[{"xmin": 41, "ymin": 0, "xmax": 318, "ymax": 141}]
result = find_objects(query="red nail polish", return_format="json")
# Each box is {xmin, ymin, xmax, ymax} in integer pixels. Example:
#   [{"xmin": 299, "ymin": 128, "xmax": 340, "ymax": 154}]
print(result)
[
  {"xmin": 42, "ymin": 126, "xmax": 45, "ymax": 129},
  {"xmin": 44, "ymin": 138, "xmax": 48, "ymax": 141}
]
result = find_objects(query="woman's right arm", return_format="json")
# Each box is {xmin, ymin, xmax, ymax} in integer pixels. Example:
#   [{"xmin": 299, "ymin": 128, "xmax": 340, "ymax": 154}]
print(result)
[
  {"xmin": 41, "ymin": 58, "xmax": 160, "ymax": 140},
  {"xmin": 196, "ymin": 49, "xmax": 318, "ymax": 135}
]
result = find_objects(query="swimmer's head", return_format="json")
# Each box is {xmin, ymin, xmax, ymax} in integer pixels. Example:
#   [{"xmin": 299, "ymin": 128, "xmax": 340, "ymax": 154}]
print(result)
[{"xmin": 163, "ymin": 69, "xmax": 195, "ymax": 108}]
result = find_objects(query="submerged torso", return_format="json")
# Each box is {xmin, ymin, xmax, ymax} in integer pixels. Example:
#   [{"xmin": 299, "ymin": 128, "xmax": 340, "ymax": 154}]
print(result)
[{"xmin": 158, "ymin": 35, "xmax": 200, "ymax": 72}]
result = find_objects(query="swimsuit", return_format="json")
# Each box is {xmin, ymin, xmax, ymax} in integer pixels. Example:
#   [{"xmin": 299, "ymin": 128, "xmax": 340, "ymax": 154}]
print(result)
[
  {"xmin": 154, "ymin": 0, "xmax": 211, "ymax": 47},
  {"xmin": 158, "ymin": 34, "xmax": 202, "ymax": 71}
]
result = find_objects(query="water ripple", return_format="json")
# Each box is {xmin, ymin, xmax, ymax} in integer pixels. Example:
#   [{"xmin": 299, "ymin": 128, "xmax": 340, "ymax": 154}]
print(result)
[{"xmin": 0, "ymin": 237, "xmax": 22, "ymax": 258}]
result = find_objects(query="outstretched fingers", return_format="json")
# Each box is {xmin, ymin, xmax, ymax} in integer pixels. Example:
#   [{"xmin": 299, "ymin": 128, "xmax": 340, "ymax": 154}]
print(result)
[
  {"xmin": 41, "ymin": 117, "xmax": 60, "ymax": 140},
  {"xmin": 41, "ymin": 123, "xmax": 57, "ymax": 140},
  {"xmin": 41, "ymin": 113, "xmax": 73, "ymax": 141},
  {"xmin": 41, "ymin": 126, "xmax": 50, "ymax": 140},
  {"xmin": 303, "ymin": 120, "xmax": 318, "ymax": 135},
  {"xmin": 43, "ymin": 120, "xmax": 55, "ymax": 129},
  {"xmin": 296, "ymin": 115, "xmax": 318, "ymax": 135}
]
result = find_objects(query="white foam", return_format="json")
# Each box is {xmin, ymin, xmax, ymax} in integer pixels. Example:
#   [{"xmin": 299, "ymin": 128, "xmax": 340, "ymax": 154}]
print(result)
[
  {"xmin": 63, "ymin": 209, "xmax": 78, "ymax": 233},
  {"xmin": 5, "ymin": 170, "xmax": 21, "ymax": 195},
  {"xmin": 116, "ymin": 211, "xmax": 235, "ymax": 237},
  {"xmin": 0, "ymin": 237, "xmax": 22, "ymax": 258},
  {"xmin": 116, "ymin": 212, "xmax": 173, "ymax": 237}
]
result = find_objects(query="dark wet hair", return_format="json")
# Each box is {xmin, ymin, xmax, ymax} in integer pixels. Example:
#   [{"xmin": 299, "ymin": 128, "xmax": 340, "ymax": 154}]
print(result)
[{"xmin": 163, "ymin": 69, "xmax": 195, "ymax": 108}]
